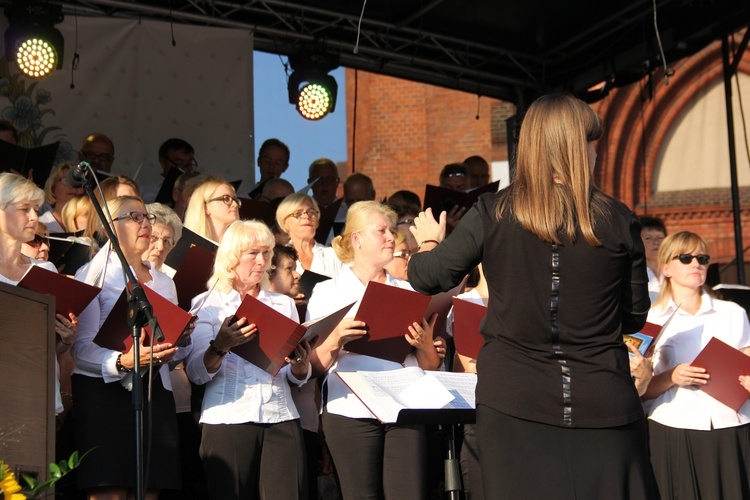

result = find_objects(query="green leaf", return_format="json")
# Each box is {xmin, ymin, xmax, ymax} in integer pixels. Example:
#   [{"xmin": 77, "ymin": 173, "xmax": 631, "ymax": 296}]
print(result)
[
  {"xmin": 68, "ymin": 450, "xmax": 79, "ymax": 468},
  {"xmin": 20, "ymin": 472, "xmax": 38, "ymax": 488},
  {"xmin": 58, "ymin": 460, "xmax": 69, "ymax": 474},
  {"xmin": 48, "ymin": 462, "xmax": 62, "ymax": 479}
]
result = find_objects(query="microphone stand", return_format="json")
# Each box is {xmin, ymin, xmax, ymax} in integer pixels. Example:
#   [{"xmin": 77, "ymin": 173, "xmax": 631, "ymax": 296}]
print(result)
[{"xmin": 77, "ymin": 164, "xmax": 164, "ymax": 500}]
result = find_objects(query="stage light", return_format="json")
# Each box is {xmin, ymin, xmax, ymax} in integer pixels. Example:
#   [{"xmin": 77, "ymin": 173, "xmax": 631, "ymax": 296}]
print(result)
[
  {"xmin": 287, "ymin": 51, "xmax": 339, "ymax": 121},
  {"xmin": 4, "ymin": 2, "xmax": 64, "ymax": 79}
]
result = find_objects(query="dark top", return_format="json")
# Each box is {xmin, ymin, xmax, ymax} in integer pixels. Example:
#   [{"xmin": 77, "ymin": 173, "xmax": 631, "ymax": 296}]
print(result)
[{"xmin": 408, "ymin": 189, "xmax": 649, "ymax": 428}]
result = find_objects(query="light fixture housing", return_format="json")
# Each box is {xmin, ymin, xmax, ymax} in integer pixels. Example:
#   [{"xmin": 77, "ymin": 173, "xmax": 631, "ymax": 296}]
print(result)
[
  {"xmin": 287, "ymin": 50, "xmax": 339, "ymax": 121},
  {"xmin": 4, "ymin": 1, "xmax": 64, "ymax": 79}
]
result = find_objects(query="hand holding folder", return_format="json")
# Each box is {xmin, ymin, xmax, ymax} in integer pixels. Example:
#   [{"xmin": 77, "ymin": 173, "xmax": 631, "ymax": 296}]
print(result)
[
  {"xmin": 17, "ymin": 265, "xmax": 100, "ymax": 318},
  {"xmin": 691, "ymin": 337, "xmax": 750, "ymax": 411}
]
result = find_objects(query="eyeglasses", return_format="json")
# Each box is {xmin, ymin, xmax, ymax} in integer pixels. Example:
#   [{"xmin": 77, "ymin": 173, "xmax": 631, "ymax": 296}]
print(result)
[
  {"xmin": 27, "ymin": 233, "xmax": 49, "ymax": 249},
  {"xmin": 80, "ymin": 151, "xmax": 113, "ymax": 163},
  {"xmin": 206, "ymin": 194, "xmax": 241, "ymax": 208},
  {"xmin": 287, "ymin": 209, "xmax": 320, "ymax": 220},
  {"xmin": 397, "ymin": 218, "xmax": 415, "ymax": 226},
  {"xmin": 150, "ymin": 235, "xmax": 174, "ymax": 247},
  {"xmin": 673, "ymin": 253, "xmax": 710, "ymax": 265},
  {"xmin": 393, "ymin": 250, "xmax": 411, "ymax": 261},
  {"xmin": 112, "ymin": 211, "xmax": 156, "ymax": 225},
  {"xmin": 165, "ymin": 157, "xmax": 198, "ymax": 171}
]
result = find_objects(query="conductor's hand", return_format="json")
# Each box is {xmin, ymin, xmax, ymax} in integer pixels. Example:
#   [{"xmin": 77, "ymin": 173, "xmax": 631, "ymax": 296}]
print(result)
[
  {"xmin": 626, "ymin": 342, "xmax": 653, "ymax": 396},
  {"xmin": 410, "ymin": 208, "xmax": 446, "ymax": 250},
  {"xmin": 213, "ymin": 316, "xmax": 258, "ymax": 352}
]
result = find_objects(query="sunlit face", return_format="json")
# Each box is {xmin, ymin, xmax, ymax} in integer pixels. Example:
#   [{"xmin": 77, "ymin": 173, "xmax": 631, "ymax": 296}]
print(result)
[
  {"xmin": 353, "ymin": 213, "xmax": 396, "ymax": 268},
  {"xmin": 113, "ymin": 200, "xmax": 153, "ymax": 255},
  {"xmin": 662, "ymin": 245, "xmax": 708, "ymax": 292},
  {"xmin": 143, "ymin": 222, "xmax": 175, "ymax": 270},
  {"xmin": 258, "ymin": 145, "xmax": 289, "ymax": 182},
  {"xmin": 0, "ymin": 199, "xmax": 39, "ymax": 243},
  {"xmin": 283, "ymin": 202, "xmax": 319, "ymax": 240},
  {"xmin": 53, "ymin": 169, "xmax": 83, "ymax": 208},
  {"xmin": 234, "ymin": 245, "xmax": 272, "ymax": 288},
  {"xmin": 205, "ymin": 184, "xmax": 240, "ymax": 227},
  {"xmin": 642, "ymin": 228, "xmax": 666, "ymax": 268},
  {"xmin": 384, "ymin": 240, "xmax": 410, "ymax": 280},
  {"xmin": 22, "ymin": 233, "xmax": 50, "ymax": 261},
  {"xmin": 269, "ymin": 254, "xmax": 301, "ymax": 297}
]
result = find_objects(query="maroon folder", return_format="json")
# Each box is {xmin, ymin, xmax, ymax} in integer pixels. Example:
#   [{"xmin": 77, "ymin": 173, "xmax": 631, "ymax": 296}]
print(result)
[
  {"xmin": 172, "ymin": 245, "xmax": 217, "ymax": 311},
  {"xmin": 94, "ymin": 282, "xmax": 194, "ymax": 352},
  {"xmin": 229, "ymin": 294, "xmax": 308, "ymax": 376},
  {"xmin": 691, "ymin": 337, "xmax": 750, "ymax": 411},
  {"xmin": 452, "ymin": 298, "xmax": 487, "ymax": 360},
  {"xmin": 345, "ymin": 281, "xmax": 431, "ymax": 363},
  {"xmin": 424, "ymin": 276, "xmax": 468, "ymax": 339},
  {"xmin": 17, "ymin": 265, "xmax": 100, "ymax": 318}
]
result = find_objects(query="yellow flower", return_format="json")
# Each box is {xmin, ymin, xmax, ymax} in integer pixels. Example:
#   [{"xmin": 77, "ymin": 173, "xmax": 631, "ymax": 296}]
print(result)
[{"xmin": 0, "ymin": 461, "xmax": 26, "ymax": 500}]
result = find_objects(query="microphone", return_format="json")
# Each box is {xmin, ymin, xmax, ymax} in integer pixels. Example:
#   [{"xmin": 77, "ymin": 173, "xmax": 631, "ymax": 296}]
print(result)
[{"xmin": 66, "ymin": 161, "xmax": 92, "ymax": 188}]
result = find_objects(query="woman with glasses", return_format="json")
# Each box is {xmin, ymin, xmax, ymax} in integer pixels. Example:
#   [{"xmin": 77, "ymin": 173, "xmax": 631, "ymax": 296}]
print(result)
[
  {"xmin": 0, "ymin": 172, "xmax": 76, "ymax": 415},
  {"xmin": 643, "ymin": 231, "xmax": 750, "ymax": 499},
  {"xmin": 276, "ymin": 193, "xmax": 345, "ymax": 279},
  {"xmin": 71, "ymin": 196, "xmax": 188, "ymax": 499},
  {"xmin": 21, "ymin": 221, "xmax": 51, "ymax": 261},
  {"xmin": 184, "ymin": 179, "xmax": 240, "ymax": 243},
  {"xmin": 40, "ymin": 162, "xmax": 84, "ymax": 233},
  {"xmin": 408, "ymin": 95, "xmax": 657, "ymax": 498},
  {"xmin": 308, "ymin": 201, "xmax": 440, "ymax": 499},
  {"xmin": 185, "ymin": 220, "xmax": 311, "ymax": 499},
  {"xmin": 143, "ymin": 203, "xmax": 183, "ymax": 275}
]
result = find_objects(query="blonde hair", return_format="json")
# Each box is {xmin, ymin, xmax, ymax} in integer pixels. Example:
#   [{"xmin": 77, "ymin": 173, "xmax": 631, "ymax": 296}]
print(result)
[
  {"xmin": 208, "ymin": 220, "xmax": 275, "ymax": 294},
  {"xmin": 61, "ymin": 194, "xmax": 92, "ymax": 232},
  {"xmin": 0, "ymin": 172, "xmax": 44, "ymax": 209},
  {"xmin": 183, "ymin": 179, "xmax": 235, "ymax": 240},
  {"xmin": 332, "ymin": 201, "xmax": 396, "ymax": 263},
  {"xmin": 653, "ymin": 231, "xmax": 711, "ymax": 310},
  {"xmin": 275, "ymin": 193, "xmax": 320, "ymax": 235},
  {"xmin": 497, "ymin": 94, "xmax": 607, "ymax": 246},
  {"xmin": 43, "ymin": 163, "xmax": 74, "ymax": 205}
]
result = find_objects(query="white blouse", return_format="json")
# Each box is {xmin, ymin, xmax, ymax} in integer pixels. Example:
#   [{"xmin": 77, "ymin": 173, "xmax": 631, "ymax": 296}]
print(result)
[
  {"xmin": 185, "ymin": 287, "xmax": 309, "ymax": 425},
  {"xmin": 647, "ymin": 291, "xmax": 750, "ymax": 430},
  {"xmin": 306, "ymin": 266, "xmax": 418, "ymax": 419},
  {"xmin": 71, "ymin": 248, "xmax": 185, "ymax": 390},
  {"xmin": 295, "ymin": 242, "xmax": 346, "ymax": 278}
]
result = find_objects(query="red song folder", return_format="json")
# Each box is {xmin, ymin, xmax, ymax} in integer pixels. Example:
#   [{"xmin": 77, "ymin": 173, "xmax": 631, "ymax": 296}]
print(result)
[
  {"xmin": 452, "ymin": 297, "xmax": 487, "ymax": 360},
  {"xmin": 172, "ymin": 245, "xmax": 217, "ymax": 311},
  {"xmin": 344, "ymin": 281, "xmax": 431, "ymax": 363},
  {"xmin": 17, "ymin": 265, "xmax": 101, "ymax": 318},
  {"xmin": 691, "ymin": 337, "xmax": 750, "ymax": 411},
  {"xmin": 94, "ymin": 282, "xmax": 194, "ymax": 352}
]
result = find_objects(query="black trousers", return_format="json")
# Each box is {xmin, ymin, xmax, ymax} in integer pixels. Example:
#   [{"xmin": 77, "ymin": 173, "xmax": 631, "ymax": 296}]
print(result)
[
  {"xmin": 200, "ymin": 419, "xmax": 307, "ymax": 500},
  {"xmin": 322, "ymin": 408, "xmax": 427, "ymax": 500}
]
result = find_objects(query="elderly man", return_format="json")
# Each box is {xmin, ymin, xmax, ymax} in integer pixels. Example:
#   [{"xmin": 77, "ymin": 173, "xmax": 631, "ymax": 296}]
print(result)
[{"xmin": 78, "ymin": 133, "xmax": 116, "ymax": 173}]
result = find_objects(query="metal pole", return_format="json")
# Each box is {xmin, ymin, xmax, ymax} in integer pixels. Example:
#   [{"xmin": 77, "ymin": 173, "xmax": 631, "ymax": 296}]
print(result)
[{"xmin": 722, "ymin": 35, "xmax": 745, "ymax": 285}]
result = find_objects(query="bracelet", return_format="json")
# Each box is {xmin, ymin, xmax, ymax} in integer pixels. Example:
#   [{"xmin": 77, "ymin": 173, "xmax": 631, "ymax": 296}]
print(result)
[
  {"xmin": 418, "ymin": 239, "xmax": 440, "ymax": 250},
  {"xmin": 208, "ymin": 339, "xmax": 227, "ymax": 357},
  {"xmin": 116, "ymin": 353, "xmax": 132, "ymax": 373}
]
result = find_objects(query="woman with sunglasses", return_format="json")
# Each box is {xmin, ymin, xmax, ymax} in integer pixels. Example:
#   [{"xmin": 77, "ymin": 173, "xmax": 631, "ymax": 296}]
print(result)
[
  {"xmin": 71, "ymin": 196, "xmax": 189, "ymax": 499},
  {"xmin": 184, "ymin": 179, "xmax": 240, "ymax": 243},
  {"xmin": 643, "ymin": 231, "xmax": 750, "ymax": 499},
  {"xmin": 21, "ymin": 221, "xmax": 51, "ymax": 261},
  {"xmin": 275, "ymin": 193, "xmax": 344, "ymax": 279}
]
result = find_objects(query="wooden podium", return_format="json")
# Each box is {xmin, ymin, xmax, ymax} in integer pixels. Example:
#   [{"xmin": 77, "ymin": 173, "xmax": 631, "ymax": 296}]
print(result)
[{"xmin": 0, "ymin": 282, "xmax": 56, "ymax": 482}]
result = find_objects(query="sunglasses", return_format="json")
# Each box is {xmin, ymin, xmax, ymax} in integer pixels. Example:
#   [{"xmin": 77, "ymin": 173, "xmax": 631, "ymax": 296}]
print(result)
[
  {"xmin": 112, "ymin": 211, "xmax": 157, "ymax": 224},
  {"xmin": 27, "ymin": 233, "xmax": 49, "ymax": 249},
  {"xmin": 206, "ymin": 194, "xmax": 241, "ymax": 208},
  {"xmin": 673, "ymin": 253, "xmax": 710, "ymax": 265}
]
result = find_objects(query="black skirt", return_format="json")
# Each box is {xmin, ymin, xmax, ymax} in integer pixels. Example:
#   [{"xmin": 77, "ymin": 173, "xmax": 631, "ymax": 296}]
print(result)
[
  {"xmin": 476, "ymin": 405, "xmax": 659, "ymax": 499},
  {"xmin": 649, "ymin": 420, "xmax": 750, "ymax": 500},
  {"xmin": 71, "ymin": 372, "xmax": 181, "ymax": 492}
]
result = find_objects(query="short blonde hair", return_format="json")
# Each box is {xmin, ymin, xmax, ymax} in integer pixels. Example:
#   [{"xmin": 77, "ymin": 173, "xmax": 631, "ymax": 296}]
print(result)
[
  {"xmin": 61, "ymin": 194, "xmax": 92, "ymax": 232},
  {"xmin": 183, "ymin": 179, "xmax": 235, "ymax": 240},
  {"xmin": 0, "ymin": 172, "xmax": 44, "ymax": 209},
  {"xmin": 653, "ymin": 231, "xmax": 711, "ymax": 310},
  {"xmin": 332, "ymin": 201, "xmax": 396, "ymax": 263},
  {"xmin": 275, "ymin": 193, "xmax": 320, "ymax": 235},
  {"xmin": 44, "ymin": 163, "xmax": 74, "ymax": 205},
  {"xmin": 209, "ymin": 220, "xmax": 275, "ymax": 294}
]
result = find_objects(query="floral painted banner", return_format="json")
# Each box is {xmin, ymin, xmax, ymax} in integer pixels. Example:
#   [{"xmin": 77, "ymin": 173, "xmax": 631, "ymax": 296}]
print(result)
[{"xmin": 0, "ymin": 15, "xmax": 253, "ymax": 189}]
